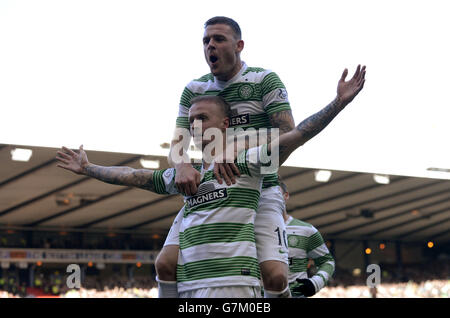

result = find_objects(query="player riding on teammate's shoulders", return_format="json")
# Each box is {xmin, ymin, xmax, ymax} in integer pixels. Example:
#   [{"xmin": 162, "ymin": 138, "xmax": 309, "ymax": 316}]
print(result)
[{"xmin": 56, "ymin": 16, "xmax": 365, "ymax": 298}]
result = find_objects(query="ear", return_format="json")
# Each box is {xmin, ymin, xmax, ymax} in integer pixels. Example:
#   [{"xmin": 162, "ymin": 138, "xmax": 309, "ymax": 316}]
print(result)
[
  {"xmin": 236, "ymin": 39, "xmax": 244, "ymax": 53},
  {"xmin": 223, "ymin": 116, "xmax": 230, "ymax": 129},
  {"xmin": 284, "ymin": 191, "xmax": 290, "ymax": 202}
]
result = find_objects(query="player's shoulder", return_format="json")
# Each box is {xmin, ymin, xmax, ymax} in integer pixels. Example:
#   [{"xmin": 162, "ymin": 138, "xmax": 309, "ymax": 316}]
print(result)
[
  {"xmin": 191, "ymin": 72, "xmax": 215, "ymax": 84},
  {"xmin": 288, "ymin": 218, "xmax": 318, "ymax": 234},
  {"xmin": 243, "ymin": 66, "xmax": 268, "ymax": 74},
  {"xmin": 182, "ymin": 73, "xmax": 215, "ymax": 94},
  {"xmin": 288, "ymin": 217, "xmax": 312, "ymax": 227},
  {"xmin": 242, "ymin": 66, "xmax": 274, "ymax": 81},
  {"xmin": 243, "ymin": 66, "xmax": 287, "ymax": 93}
]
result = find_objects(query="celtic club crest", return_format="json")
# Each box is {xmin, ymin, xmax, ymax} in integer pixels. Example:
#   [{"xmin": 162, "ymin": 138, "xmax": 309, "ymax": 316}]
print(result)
[
  {"xmin": 288, "ymin": 236, "xmax": 298, "ymax": 247},
  {"xmin": 238, "ymin": 84, "xmax": 254, "ymax": 99}
]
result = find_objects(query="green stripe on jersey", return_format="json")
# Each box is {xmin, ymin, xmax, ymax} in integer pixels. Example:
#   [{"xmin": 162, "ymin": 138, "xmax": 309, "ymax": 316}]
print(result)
[
  {"xmin": 179, "ymin": 223, "xmax": 255, "ymax": 250},
  {"xmin": 237, "ymin": 113, "xmax": 272, "ymax": 130},
  {"xmin": 318, "ymin": 261, "xmax": 335, "ymax": 277},
  {"xmin": 176, "ymin": 116, "xmax": 189, "ymax": 129},
  {"xmin": 236, "ymin": 162, "xmax": 250, "ymax": 177},
  {"xmin": 314, "ymin": 254, "xmax": 334, "ymax": 264},
  {"xmin": 194, "ymin": 73, "xmax": 214, "ymax": 83},
  {"xmin": 218, "ymin": 82, "xmax": 262, "ymax": 102},
  {"xmin": 180, "ymin": 87, "xmax": 221, "ymax": 108},
  {"xmin": 262, "ymin": 173, "xmax": 280, "ymax": 189},
  {"xmin": 307, "ymin": 232, "xmax": 325, "ymax": 252},
  {"xmin": 265, "ymin": 102, "xmax": 291, "ymax": 116},
  {"xmin": 235, "ymin": 149, "xmax": 250, "ymax": 176},
  {"xmin": 184, "ymin": 187, "xmax": 260, "ymax": 216},
  {"xmin": 290, "ymin": 258, "xmax": 308, "ymax": 273},
  {"xmin": 201, "ymin": 163, "xmax": 251, "ymax": 184},
  {"xmin": 180, "ymin": 87, "xmax": 196, "ymax": 108},
  {"xmin": 242, "ymin": 67, "xmax": 266, "ymax": 75},
  {"xmin": 201, "ymin": 171, "xmax": 215, "ymax": 183},
  {"xmin": 287, "ymin": 233, "xmax": 324, "ymax": 252},
  {"xmin": 260, "ymin": 72, "xmax": 286, "ymax": 95},
  {"xmin": 153, "ymin": 169, "xmax": 169, "ymax": 194},
  {"xmin": 287, "ymin": 234, "xmax": 309, "ymax": 250},
  {"xmin": 177, "ymin": 256, "xmax": 260, "ymax": 282},
  {"xmin": 288, "ymin": 218, "xmax": 313, "ymax": 228}
]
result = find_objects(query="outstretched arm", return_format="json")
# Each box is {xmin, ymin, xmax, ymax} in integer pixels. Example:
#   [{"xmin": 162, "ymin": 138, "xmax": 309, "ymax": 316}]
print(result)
[
  {"xmin": 271, "ymin": 65, "xmax": 366, "ymax": 165},
  {"xmin": 56, "ymin": 145, "xmax": 156, "ymax": 192}
]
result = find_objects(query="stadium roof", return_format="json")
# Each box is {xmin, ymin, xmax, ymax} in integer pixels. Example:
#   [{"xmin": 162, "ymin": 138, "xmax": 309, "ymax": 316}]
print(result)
[{"xmin": 1, "ymin": 144, "xmax": 449, "ymax": 244}]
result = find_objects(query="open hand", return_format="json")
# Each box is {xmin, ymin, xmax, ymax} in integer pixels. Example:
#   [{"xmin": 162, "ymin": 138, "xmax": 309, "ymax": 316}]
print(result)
[
  {"xmin": 56, "ymin": 145, "xmax": 89, "ymax": 175},
  {"xmin": 337, "ymin": 64, "xmax": 366, "ymax": 106}
]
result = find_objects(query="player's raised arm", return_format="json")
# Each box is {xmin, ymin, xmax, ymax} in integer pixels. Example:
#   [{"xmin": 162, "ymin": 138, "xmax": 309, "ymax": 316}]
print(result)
[
  {"xmin": 167, "ymin": 86, "xmax": 201, "ymax": 196},
  {"xmin": 56, "ymin": 145, "xmax": 156, "ymax": 192},
  {"xmin": 272, "ymin": 65, "xmax": 366, "ymax": 165}
]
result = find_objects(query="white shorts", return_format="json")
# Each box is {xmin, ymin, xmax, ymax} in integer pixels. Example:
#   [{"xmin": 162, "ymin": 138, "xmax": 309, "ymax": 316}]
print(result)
[
  {"xmin": 179, "ymin": 286, "xmax": 262, "ymax": 298},
  {"xmin": 254, "ymin": 186, "xmax": 288, "ymax": 264},
  {"xmin": 164, "ymin": 186, "xmax": 288, "ymax": 265}
]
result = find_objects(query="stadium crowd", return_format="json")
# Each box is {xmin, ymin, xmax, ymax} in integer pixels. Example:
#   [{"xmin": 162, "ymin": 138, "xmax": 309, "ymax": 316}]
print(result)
[
  {"xmin": 1, "ymin": 260, "xmax": 448, "ymax": 298},
  {"xmin": 1, "ymin": 280, "xmax": 447, "ymax": 298}
]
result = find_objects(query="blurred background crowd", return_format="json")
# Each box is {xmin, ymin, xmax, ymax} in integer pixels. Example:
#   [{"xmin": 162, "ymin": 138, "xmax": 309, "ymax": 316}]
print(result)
[{"xmin": 1, "ymin": 259, "xmax": 448, "ymax": 298}]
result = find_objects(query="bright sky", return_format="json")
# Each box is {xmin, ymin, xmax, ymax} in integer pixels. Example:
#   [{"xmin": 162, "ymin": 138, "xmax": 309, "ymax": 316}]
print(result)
[{"xmin": 1, "ymin": 0, "xmax": 449, "ymax": 179}]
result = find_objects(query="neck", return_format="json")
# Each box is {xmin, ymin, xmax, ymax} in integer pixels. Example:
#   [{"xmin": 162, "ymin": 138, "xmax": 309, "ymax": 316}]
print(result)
[{"xmin": 217, "ymin": 59, "xmax": 242, "ymax": 82}]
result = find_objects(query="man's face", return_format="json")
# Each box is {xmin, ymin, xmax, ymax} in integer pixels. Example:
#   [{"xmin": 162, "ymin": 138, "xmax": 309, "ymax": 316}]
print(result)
[
  {"xmin": 281, "ymin": 188, "xmax": 289, "ymax": 202},
  {"xmin": 203, "ymin": 24, "xmax": 243, "ymax": 81},
  {"xmin": 189, "ymin": 101, "xmax": 229, "ymax": 150}
]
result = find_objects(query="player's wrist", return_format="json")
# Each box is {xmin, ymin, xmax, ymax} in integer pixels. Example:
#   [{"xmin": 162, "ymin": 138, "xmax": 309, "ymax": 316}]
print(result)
[
  {"xmin": 80, "ymin": 162, "xmax": 92, "ymax": 175},
  {"xmin": 174, "ymin": 162, "xmax": 193, "ymax": 170},
  {"xmin": 334, "ymin": 95, "xmax": 347, "ymax": 108}
]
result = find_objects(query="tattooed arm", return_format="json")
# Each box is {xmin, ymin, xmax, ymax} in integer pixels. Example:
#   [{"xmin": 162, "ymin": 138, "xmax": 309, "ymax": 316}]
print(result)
[
  {"xmin": 213, "ymin": 80, "xmax": 296, "ymax": 184},
  {"xmin": 56, "ymin": 145, "xmax": 156, "ymax": 192},
  {"xmin": 84, "ymin": 164, "xmax": 155, "ymax": 191},
  {"xmin": 270, "ymin": 65, "xmax": 366, "ymax": 165},
  {"xmin": 269, "ymin": 109, "xmax": 296, "ymax": 136}
]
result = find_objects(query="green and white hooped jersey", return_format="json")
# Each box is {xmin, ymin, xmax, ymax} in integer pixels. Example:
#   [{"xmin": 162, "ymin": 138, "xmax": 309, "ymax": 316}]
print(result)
[
  {"xmin": 285, "ymin": 216, "xmax": 335, "ymax": 297},
  {"xmin": 153, "ymin": 145, "xmax": 273, "ymax": 293},
  {"xmin": 176, "ymin": 62, "xmax": 291, "ymax": 189}
]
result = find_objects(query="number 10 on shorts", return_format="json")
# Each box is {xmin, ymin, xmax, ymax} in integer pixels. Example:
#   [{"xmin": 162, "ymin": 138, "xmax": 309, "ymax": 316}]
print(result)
[{"xmin": 275, "ymin": 227, "xmax": 288, "ymax": 248}]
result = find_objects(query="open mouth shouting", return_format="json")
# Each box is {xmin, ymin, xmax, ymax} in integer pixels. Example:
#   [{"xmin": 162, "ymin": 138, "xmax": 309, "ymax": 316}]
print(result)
[{"xmin": 209, "ymin": 54, "xmax": 219, "ymax": 66}]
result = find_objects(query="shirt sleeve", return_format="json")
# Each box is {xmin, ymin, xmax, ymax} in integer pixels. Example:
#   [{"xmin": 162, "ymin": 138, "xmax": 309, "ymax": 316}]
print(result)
[
  {"xmin": 176, "ymin": 85, "xmax": 195, "ymax": 129},
  {"xmin": 306, "ymin": 228, "xmax": 336, "ymax": 292},
  {"xmin": 235, "ymin": 144, "xmax": 277, "ymax": 177},
  {"xmin": 152, "ymin": 168, "xmax": 179, "ymax": 195},
  {"xmin": 261, "ymin": 71, "xmax": 292, "ymax": 116}
]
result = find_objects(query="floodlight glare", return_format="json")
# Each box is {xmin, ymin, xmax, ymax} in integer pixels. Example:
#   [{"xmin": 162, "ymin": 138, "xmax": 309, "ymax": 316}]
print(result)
[
  {"xmin": 373, "ymin": 174, "xmax": 390, "ymax": 184},
  {"xmin": 315, "ymin": 170, "xmax": 332, "ymax": 182},
  {"xmin": 11, "ymin": 148, "xmax": 33, "ymax": 162}
]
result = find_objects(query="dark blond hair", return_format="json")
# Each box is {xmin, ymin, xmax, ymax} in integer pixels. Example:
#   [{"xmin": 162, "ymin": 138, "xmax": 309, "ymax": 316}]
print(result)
[{"xmin": 190, "ymin": 95, "xmax": 232, "ymax": 119}]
